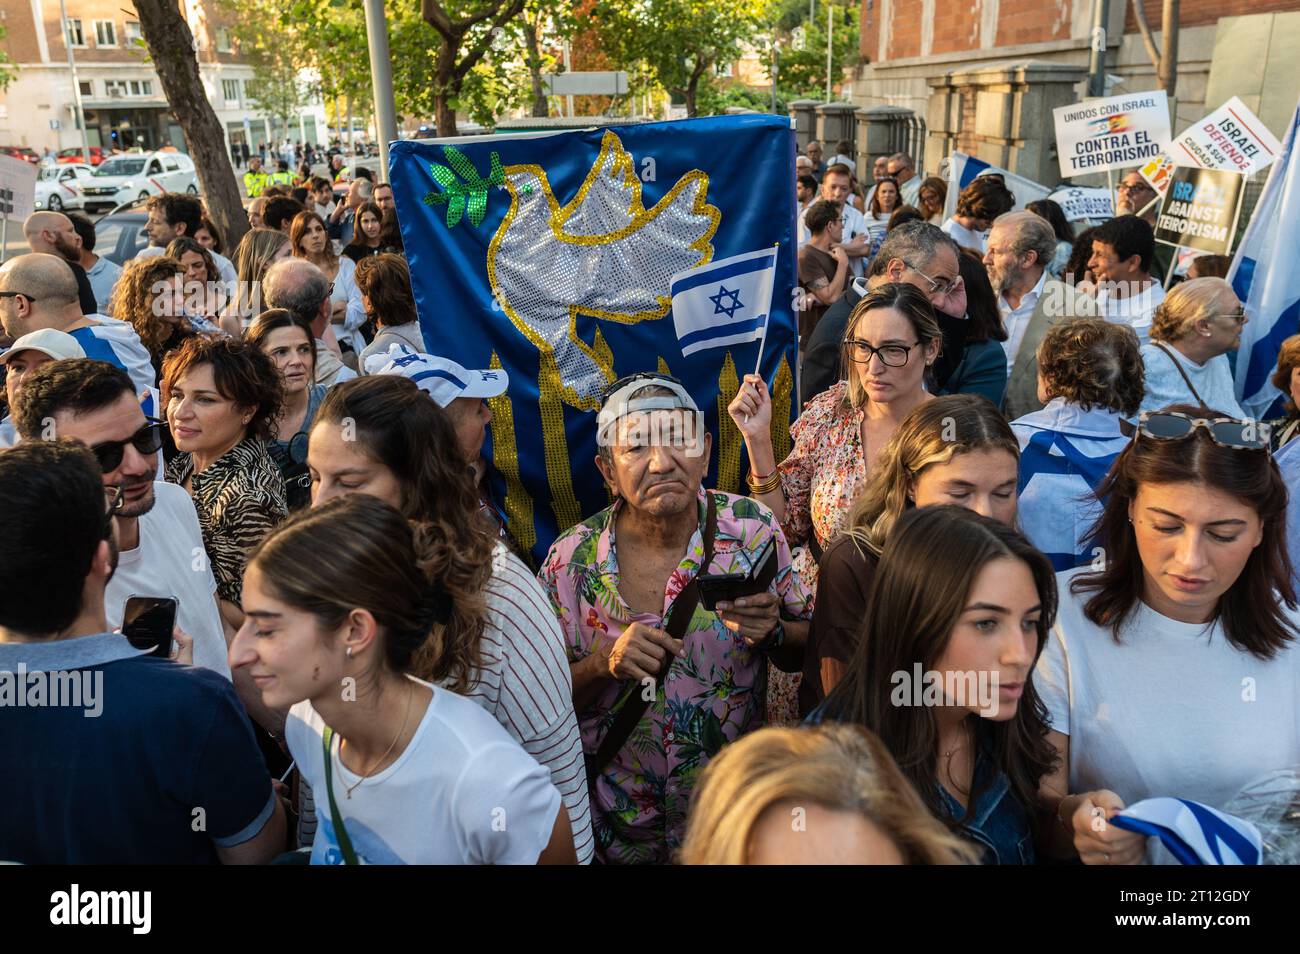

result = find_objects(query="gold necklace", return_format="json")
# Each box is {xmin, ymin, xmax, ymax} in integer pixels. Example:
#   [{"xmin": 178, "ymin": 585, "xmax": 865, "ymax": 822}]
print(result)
[{"xmin": 340, "ymin": 683, "xmax": 414, "ymax": 799}]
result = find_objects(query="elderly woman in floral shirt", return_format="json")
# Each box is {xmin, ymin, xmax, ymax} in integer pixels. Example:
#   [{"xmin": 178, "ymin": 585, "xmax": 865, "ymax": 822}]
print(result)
[
  {"xmin": 728, "ymin": 283, "xmax": 943, "ymax": 722},
  {"xmin": 540, "ymin": 374, "xmax": 813, "ymax": 865}
]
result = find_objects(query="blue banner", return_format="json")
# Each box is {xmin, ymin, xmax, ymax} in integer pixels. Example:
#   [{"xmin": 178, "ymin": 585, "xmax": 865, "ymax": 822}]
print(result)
[{"xmin": 389, "ymin": 115, "xmax": 799, "ymax": 562}]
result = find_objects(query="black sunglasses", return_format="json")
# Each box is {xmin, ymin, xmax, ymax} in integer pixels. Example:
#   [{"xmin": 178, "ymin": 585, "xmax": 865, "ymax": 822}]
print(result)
[
  {"xmin": 0, "ymin": 291, "xmax": 37, "ymax": 302},
  {"xmin": 90, "ymin": 418, "xmax": 166, "ymax": 473}
]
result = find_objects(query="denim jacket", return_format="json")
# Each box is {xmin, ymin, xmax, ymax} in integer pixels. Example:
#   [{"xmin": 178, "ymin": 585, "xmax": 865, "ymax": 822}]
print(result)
[{"xmin": 937, "ymin": 727, "xmax": 1036, "ymax": 865}]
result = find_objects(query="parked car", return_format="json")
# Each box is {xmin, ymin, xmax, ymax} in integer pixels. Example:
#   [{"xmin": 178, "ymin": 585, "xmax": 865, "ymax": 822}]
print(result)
[
  {"xmin": 34, "ymin": 163, "xmax": 95, "ymax": 212},
  {"xmin": 0, "ymin": 145, "xmax": 41, "ymax": 164},
  {"xmin": 78, "ymin": 150, "xmax": 198, "ymax": 214},
  {"xmin": 57, "ymin": 146, "xmax": 106, "ymax": 166},
  {"xmin": 92, "ymin": 205, "xmax": 149, "ymax": 266}
]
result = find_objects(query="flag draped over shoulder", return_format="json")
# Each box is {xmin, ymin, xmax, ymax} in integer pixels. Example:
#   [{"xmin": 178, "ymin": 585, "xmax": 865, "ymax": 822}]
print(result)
[
  {"xmin": 388, "ymin": 116, "xmax": 799, "ymax": 563},
  {"xmin": 1230, "ymin": 94, "xmax": 1300, "ymax": 420}
]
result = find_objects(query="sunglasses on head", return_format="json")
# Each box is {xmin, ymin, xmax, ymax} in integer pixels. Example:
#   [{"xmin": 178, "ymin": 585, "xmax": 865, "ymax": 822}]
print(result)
[
  {"xmin": 600, "ymin": 370, "xmax": 685, "ymax": 405},
  {"xmin": 1120, "ymin": 411, "xmax": 1272, "ymax": 452},
  {"xmin": 90, "ymin": 418, "xmax": 167, "ymax": 473}
]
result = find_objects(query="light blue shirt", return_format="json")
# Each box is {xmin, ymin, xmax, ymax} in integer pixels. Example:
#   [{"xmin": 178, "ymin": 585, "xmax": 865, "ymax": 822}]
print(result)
[
  {"xmin": 1277, "ymin": 437, "xmax": 1300, "ymax": 590},
  {"xmin": 1139, "ymin": 343, "xmax": 1245, "ymax": 419}
]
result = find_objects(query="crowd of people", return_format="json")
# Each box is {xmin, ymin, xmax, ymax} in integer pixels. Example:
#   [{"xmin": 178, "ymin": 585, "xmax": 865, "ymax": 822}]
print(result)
[{"xmin": 0, "ymin": 132, "xmax": 1296, "ymax": 867}]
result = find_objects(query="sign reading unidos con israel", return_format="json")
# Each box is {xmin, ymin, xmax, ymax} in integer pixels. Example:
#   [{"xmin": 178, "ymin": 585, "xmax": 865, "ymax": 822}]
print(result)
[{"xmin": 1053, "ymin": 90, "xmax": 1171, "ymax": 179}]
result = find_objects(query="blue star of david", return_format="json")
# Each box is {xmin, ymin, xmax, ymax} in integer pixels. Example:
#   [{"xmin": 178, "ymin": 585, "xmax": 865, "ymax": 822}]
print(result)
[{"xmin": 709, "ymin": 284, "xmax": 744, "ymax": 319}]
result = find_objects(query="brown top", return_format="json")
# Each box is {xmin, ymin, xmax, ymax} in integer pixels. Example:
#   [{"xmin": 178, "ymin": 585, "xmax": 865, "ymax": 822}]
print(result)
[
  {"xmin": 798, "ymin": 533, "xmax": 880, "ymax": 717},
  {"xmin": 797, "ymin": 243, "xmax": 839, "ymax": 341}
]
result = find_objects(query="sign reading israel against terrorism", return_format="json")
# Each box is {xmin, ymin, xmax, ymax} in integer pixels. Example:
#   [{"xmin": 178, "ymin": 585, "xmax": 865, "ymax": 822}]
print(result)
[
  {"xmin": 389, "ymin": 115, "xmax": 798, "ymax": 562},
  {"xmin": 1053, "ymin": 90, "xmax": 1171, "ymax": 179},
  {"xmin": 1154, "ymin": 166, "xmax": 1246, "ymax": 255}
]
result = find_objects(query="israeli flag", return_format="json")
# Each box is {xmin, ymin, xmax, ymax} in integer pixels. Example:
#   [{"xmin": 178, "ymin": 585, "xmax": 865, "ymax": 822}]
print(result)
[
  {"xmin": 1231, "ymin": 93, "xmax": 1300, "ymax": 420},
  {"xmin": 1110, "ymin": 797, "xmax": 1263, "ymax": 865},
  {"xmin": 670, "ymin": 247, "xmax": 777, "ymax": 357}
]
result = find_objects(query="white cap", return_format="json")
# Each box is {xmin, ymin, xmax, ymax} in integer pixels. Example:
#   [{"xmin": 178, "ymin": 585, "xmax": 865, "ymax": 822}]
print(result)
[
  {"xmin": 363, "ymin": 343, "xmax": 508, "ymax": 408},
  {"xmin": 0, "ymin": 328, "xmax": 85, "ymax": 365},
  {"xmin": 596, "ymin": 373, "xmax": 702, "ymax": 447}
]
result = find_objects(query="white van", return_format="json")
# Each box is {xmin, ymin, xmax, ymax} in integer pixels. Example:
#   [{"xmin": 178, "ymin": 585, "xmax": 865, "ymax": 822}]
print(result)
[{"xmin": 78, "ymin": 150, "xmax": 199, "ymax": 214}]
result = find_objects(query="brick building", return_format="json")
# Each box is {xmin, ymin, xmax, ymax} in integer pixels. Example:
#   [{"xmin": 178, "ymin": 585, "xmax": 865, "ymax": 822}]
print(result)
[
  {"xmin": 849, "ymin": 0, "xmax": 1300, "ymax": 181},
  {"xmin": 0, "ymin": 0, "xmax": 326, "ymax": 155}
]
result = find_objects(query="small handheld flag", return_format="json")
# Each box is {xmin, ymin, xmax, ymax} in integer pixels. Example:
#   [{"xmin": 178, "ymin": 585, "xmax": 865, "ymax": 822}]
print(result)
[{"xmin": 670, "ymin": 247, "xmax": 779, "ymax": 358}]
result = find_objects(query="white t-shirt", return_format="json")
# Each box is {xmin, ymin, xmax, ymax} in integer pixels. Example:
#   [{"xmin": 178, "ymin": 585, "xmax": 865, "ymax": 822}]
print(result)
[
  {"xmin": 1035, "ymin": 567, "xmax": 1300, "ymax": 815},
  {"xmin": 330, "ymin": 255, "xmax": 368, "ymax": 354},
  {"xmin": 287, "ymin": 678, "xmax": 563, "ymax": 864},
  {"xmin": 451, "ymin": 545, "xmax": 593, "ymax": 863},
  {"xmin": 1096, "ymin": 279, "xmax": 1165, "ymax": 345},
  {"xmin": 104, "ymin": 481, "xmax": 230, "ymax": 678},
  {"xmin": 941, "ymin": 217, "xmax": 988, "ymax": 253}
]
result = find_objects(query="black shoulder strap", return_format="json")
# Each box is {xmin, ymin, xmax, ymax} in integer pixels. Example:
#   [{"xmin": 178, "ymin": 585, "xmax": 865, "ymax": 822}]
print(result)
[
  {"xmin": 321, "ymin": 726, "xmax": 359, "ymax": 865},
  {"xmin": 586, "ymin": 494, "xmax": 718, "ymax": 786},
  {"xmin": 1154, "ymin": 342, "xmax": 1206, "ymax": 407}
]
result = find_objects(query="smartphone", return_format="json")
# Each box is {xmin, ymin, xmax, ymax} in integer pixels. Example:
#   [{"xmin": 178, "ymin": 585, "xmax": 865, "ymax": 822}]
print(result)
[
  {"xmin": 122, "ymin": 596, "xmax": 178, "ymax": 659},
  {"xmin": 696, "ymin": 538, "xmax": 775, "ymax": 613}
]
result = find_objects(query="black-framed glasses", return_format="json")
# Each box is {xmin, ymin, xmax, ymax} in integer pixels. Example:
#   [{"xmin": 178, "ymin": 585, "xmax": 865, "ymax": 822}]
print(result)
[
  {"xmin": 845, "ymin": 339, "xmax": 920, "ymax": 367},
  {"xmin": 903, "ymin": 261, "xmax": 962, "ymax": 297},
  {"xmin": 0, "ymin": 291, "xmax": 37, "ymax": 302},
  {"xmin": 89, "ymin": 418, "xmax": 166, "ymax": 473},
  {"xmin": 600, "ymin": 370, "xmax": 685, "ymax": 405},
  {"xmin": 1123, "ymin": 411, "xmax": 1272, "ymax": 452},
  {"xmin": 1117, "ymin": 181, "xmax": 1154, "ymax": 193}
]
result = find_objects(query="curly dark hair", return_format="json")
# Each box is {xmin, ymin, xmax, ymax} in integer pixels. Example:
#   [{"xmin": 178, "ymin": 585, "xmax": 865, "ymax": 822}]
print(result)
[
  {"xmin": 108, "ymin": 255, "xmax": 187, "ymax": 359},
  {"xmin": 313, "ymin": 375, "xmax": 497, "ymax": 691},
  {"xmin": 1271, "ymin": 335, "xmax": 1300, "ymax": 416},
  {"xmin": 955, "ymin": 176, "xmax": 1015, "ymax": 223},
  {"xmin": 1037, "ymin": 317, "xmax": 1144, "ymax": 416},
  {"xmin": 160, "ymin": 335, "xmax": 285, "ymax": 442}
]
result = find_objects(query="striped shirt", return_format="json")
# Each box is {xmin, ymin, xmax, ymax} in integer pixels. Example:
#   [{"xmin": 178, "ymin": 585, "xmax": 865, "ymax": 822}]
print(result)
[{"xmin": 449, "ymin": 545, "xmax": 593, "ymax": 863}]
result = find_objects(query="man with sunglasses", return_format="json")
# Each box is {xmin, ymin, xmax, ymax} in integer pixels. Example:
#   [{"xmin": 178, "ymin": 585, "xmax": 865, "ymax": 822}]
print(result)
[
  {"xmin": 13, "ymin": 359, "xmax": 231, "ymax": 681},
  {"xmin": 0, "ymin": 328, "xmax": 85, "ymax": 448},
  {"xmin": 0, "ymin": 252, "xmax": 155, "ymax": 398}
]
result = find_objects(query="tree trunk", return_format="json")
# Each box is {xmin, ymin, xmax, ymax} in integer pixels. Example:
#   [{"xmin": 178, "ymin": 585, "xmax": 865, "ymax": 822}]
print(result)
[
  {"xmin": 132, "ymin": 0, "xmax": 247, "ymax": 251},
  {"xmin": 435, "ymin": 41, "xmax": 460, "ymax": 137},
  {"xmin": 523, "ymin": 16, "xmax": 548, "ymax": 118}
]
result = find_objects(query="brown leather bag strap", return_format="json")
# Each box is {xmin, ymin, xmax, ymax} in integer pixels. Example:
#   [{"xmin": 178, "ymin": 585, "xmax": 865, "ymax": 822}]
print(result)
[
  {"xmin": 586, "ymin": 494, "xmax": 718, "ymax": 786},
  {"xmin": 1154, "ymin": 342, "xmax": 1206, "ymax": 407}
]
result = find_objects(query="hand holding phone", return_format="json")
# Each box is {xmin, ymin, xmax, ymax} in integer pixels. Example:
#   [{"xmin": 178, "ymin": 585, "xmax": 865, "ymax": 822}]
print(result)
[{"xmin": 121, "ymin": 595, "xmax": 179, "ymax": 659}]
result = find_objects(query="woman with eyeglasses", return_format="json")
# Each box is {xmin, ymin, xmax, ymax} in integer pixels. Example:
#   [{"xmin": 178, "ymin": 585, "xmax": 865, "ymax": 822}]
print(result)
[
  {"xmin": 1036, "ymin": 405, "xmax": 1300, "ymax": 865},
  {"xmin": 728, "ymin": 282, "xmax": 941, "ymax": 722},
  {"xmin": 246, "ymin": 309, "xmax": 328, "ymax": 511},
  {"xmin": 800, "ymin": 394, "xmax": 1021, "ymax": 715},
  {"xmin": 162, "ymin": 335, "xmax": 289, "ymax": 631},
  {"xmin": 1138, "ymin": 277, "xmax": 1247, "ymax": 419}
]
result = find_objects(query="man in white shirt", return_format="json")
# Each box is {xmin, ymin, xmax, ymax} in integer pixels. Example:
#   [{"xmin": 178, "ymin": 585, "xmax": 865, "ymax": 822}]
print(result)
[
  {"xmin": 309, "ymin": 176, "xmax": 335, "ymax": 220},
  {"xmin": 984, "ymin": 211, "xmax": 1058, "ymax": 376},
  {"xmin": 1088, "ymin": 214, "xmax": 1165, "ymax": 344},
  {"xmin": 886, "ymin": 151, "xmax": 922, "ymax": 207},
  {"xmin": 797, "ymin": 163, "xmax": 872, "ymax": 279},
  {"xmin": 10, "ymin": 358, "xmax": 230, "ymax": 679},
  {"xmin": 135, "ymin": 193, "xmax": 238, "ymax": 287},
  {"xmin": 68, "ymin": 213, "xmax": 123, "ymax": 315}
]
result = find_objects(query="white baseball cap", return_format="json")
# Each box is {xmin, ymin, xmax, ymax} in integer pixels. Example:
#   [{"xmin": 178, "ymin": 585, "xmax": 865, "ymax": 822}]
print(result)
[
  {"xmin": 0, "ymin": 328, "xmax": 86, "ymax": 365},
  {"xmin": 364, "ymin": 343, "xmax": 509, "ymax": 408}
]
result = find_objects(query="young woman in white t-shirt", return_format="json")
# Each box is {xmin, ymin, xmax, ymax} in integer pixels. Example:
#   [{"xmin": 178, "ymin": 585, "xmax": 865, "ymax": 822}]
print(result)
[
  {"xmin": 231, "ymin": 493, "xmax": 577, "ymax": 864},
  {"xmin": 1035, "ymin": 405, "xmax": 1299, "ymax": 865}
]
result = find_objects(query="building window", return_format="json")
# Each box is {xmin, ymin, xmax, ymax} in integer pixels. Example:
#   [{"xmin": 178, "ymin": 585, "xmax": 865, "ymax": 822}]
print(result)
[
  {"xmin": 105, "ymin": 80, "xmax": 127, "ymax": 97},
  {"xmin": 222, "ymin": 79, "xmax": 241, "ymax": 104},
  {"xmin": 216, "ymin": 28, "xmax": 232, "ymax": 53},
  {"xmin": 78, "ymin": 80, "xmax": 93, "ymax": 97},
  {"xmin": 65, "ymin": 18, "xmax": 85, "ymax": 47},
  {"xmin": 94, "ymin": 20, "xmax": 117, "ymax": 47},
  {"xmin": 125, "ymin": 21, "xmax": 142, "ymax": 43}
]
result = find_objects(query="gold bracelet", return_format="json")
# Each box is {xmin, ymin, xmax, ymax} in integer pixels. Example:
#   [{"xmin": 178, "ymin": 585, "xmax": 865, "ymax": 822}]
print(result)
[{"xmin": 747, "ymin": 472, "xmax": 782, "ymax": 495}]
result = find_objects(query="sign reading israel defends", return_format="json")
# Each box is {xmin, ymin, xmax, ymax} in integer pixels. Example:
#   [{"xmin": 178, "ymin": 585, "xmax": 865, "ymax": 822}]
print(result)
[
  {"xmin": 1053, "ymin": 91, "xmax": 1171, "ymax": 179},
  {"xmin": 389, "ymin": 116, "xmax": 799, "ymax": 562}
]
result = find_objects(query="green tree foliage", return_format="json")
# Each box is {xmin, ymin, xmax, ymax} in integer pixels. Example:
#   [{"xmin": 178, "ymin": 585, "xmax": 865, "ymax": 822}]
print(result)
[
  {"xmin": 0, "ymin": 27, "xmax": 13, "ymax": 90},
  {"xmin": 773, "ymin": 0, "xmax": 859, "ymax": 99}
]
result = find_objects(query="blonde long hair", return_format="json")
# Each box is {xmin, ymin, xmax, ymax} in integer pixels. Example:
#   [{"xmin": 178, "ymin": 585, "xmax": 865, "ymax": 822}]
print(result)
[
  {"xmin": 843, "ymin": 394, "xmax": 1020, "ymax": 555},
  {"xmin": 679, "ymin": 724, "xmax": 980, "ymax": 865},
  {"xmin": 841, "ymin": 283, "xmax": 942, "ymax": 411}
]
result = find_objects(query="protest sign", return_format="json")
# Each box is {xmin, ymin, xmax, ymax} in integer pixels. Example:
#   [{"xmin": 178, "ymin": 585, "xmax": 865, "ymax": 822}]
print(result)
[
  {"xmin": 0, "ymin": 155, "xmax": 38, "ymax": 222},
  {"xmin": 1139, "ymin": 153, "xmax": 1176, "ymax": 195},
  {"xmin": 1048, "ymin": 186, "xmax": 1114, "ymax": 222},
  {"xmin": 1053, "ymin": 91, "xmax": 1171, "ymax": 178},
  {"xmin": 1154, "ymin": 166, "xmax": 1246, "ymax": 254},
  {"xmin": 390, "ymin": 116, "xmax": 798, "ymax": 560},
  {"xmin": 1170, "ymin": 96, "xmax": 1282, "ymax": 176}
]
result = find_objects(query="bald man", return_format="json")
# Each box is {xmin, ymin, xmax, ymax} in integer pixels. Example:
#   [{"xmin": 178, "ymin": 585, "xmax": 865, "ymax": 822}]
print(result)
[
  {"xmin": 0, "ymin": 253, "xmax": 155, "ymax": 395},
  {"xmin": 24, "ymin": 212, "xmax": 100, "ymax": 316}
]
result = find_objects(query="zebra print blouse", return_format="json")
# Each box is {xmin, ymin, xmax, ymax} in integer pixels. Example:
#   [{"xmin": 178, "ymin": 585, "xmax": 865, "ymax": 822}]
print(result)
[{"xmin": 165, "ymin": 437, "xmax": 289, "ymax": 605}]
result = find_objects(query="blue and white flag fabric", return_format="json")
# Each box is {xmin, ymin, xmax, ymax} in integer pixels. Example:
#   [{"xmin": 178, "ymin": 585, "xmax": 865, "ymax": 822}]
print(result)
[
  {"xmin": 1110, "ymin": 797, "xmax": 1263, "ymax": 865},
  {"xmin": 670, "ymin": 247, "xmax": 777, "ymax": 357},
  {"xmin": 942, "ymin": 151, "xmax": 1052, "ymax": 220},
  {"xmin": 1230, "ymin": 93, "xmax": 1300, "ymax": 421},
  {"xmin": 389, "ymin": 115, "xmax": 798, "ymax": 562}
]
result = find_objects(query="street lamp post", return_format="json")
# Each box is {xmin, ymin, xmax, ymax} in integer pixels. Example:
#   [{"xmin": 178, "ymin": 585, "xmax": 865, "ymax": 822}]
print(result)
[
  {"xmin": 58, "ymin": 0, "xmax": 93, "ymax": 162},
  {"xmin": 362, "ymin": 0, "xmax": 399, "ymax": 180}
]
